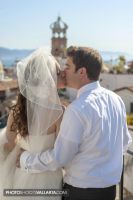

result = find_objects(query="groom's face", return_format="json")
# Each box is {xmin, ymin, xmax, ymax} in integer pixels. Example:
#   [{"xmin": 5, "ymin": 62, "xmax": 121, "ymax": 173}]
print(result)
[{"xmin": 65, "ymin": 57, "xmax": 80, "ymax": 89}]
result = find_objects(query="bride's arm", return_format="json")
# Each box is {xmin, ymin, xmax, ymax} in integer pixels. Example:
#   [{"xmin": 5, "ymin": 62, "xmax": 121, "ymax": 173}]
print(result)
[{"xmin": 4, "ymin": 110, "xmax": 17, "ymax": 153}]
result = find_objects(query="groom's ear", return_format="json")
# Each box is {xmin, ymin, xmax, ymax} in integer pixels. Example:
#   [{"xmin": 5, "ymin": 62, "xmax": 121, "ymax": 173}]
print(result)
[{"xmin": 77, "ymin": 67, "xmax": 87, "ymax": 79}]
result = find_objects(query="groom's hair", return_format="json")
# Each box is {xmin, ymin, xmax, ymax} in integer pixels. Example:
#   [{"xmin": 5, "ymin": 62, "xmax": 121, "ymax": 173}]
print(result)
[{"xmin": 67, "ymin": 46, "xmax": 103, "ymax": 81}]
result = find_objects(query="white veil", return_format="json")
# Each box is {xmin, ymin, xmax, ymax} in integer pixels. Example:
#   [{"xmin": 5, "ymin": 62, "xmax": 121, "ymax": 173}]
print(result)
[{"xmin": 16, "ymin": 48, "xmax": 63, "ymax": 136}]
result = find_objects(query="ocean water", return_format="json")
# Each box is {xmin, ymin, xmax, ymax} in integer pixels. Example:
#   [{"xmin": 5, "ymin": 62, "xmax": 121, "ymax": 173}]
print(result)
[
  {"xmin": 1, "ymin": 51, "xmax": 133, "ymax": 68},
  {"xmin": 0, "ymin": 49, "xmax": 34, "ymax": 67},
  {"xmin": 2, "ymin": 59, "xmax": 15, "ymax": 67}
]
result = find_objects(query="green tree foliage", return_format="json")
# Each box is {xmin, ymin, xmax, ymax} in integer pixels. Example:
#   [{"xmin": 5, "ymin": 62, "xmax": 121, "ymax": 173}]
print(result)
[{"xmin": 113, "ymin": 56, "xmax": 126, "ymax": 73}]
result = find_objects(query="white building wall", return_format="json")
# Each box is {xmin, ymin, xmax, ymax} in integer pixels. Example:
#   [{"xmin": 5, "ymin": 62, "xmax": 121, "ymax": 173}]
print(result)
[
  {"xmin": 115, "ymin": 90, "xmax": 133, "ymax": 113},
  {"xmin": 100, "ymin": 74, "xmax": 133, "ymax": 91},
  {"xmin": 65, "ymin": 74, "xmax": 133, "ymax": 102}
]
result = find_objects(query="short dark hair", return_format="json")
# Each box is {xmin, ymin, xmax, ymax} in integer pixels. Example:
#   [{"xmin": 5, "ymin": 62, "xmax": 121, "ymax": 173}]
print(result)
[{"xmin": 67, "ymin": 46, "xmax": 103, "ymax": 81}]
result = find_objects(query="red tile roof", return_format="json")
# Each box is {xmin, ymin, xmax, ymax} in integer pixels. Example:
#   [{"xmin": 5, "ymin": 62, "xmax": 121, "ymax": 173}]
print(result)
[
  {"xmin": 114, "ymin": 86, "xmax": 133, "ymax": 93},
  {"xmin": 0, "ymin": 80, "xmax": 18, "ymax": 92}
]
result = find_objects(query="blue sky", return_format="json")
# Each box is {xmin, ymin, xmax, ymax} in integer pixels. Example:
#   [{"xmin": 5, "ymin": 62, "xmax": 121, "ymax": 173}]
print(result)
[{"xmin": 0, "ymin": 0, "xmax": 133, "ymax": 55}]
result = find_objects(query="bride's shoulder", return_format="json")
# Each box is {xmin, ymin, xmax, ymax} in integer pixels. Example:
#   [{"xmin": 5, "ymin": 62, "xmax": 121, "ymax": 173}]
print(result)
[
  {"xmin": 62, "ymin": 105, "xmax": 66, "ymax": 112},
  {"xmin": 60, "ymin": 97, "xmax": 70, "ymax": 108}
]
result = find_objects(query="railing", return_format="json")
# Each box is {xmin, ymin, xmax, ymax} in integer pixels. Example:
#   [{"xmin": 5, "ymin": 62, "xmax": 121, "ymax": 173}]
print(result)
[
  {"xmin": 127, "ymin": 149, "xmax": 133, "ymax": 156},
  {"xmin": 119, "ymin": 159, "xmax": 124, "ymax": 200},
  {"xmin": 119, "ymin": 149, "xmax": 133, "ymax": 200},
  {"xmin": 0, "ymin": 113, "xmax": 8, "ymax": 128}
]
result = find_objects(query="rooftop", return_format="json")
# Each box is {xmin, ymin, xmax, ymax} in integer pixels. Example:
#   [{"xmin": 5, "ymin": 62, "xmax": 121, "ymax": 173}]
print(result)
[
  {"xmin": 114, "ymin": 86, "xmax": 133, "ymax": 93},
  {"xmin": 0, "ymin": 79, "xmax": 18, "ymax": 92}
]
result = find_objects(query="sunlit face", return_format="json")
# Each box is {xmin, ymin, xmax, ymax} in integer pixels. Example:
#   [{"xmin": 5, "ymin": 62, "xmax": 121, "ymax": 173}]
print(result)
[
  {"xmin": 56, "ymin": 64, "xmax": 66, "ymax": 89},
  {"xmin": 65, "ymin": 57, "xmax": 80, "ymax": 89}
]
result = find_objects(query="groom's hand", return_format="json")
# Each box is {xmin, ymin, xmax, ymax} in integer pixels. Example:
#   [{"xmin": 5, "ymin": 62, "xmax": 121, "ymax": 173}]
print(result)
[{"xmin": 16, "ymin": 148, "xmax": 25, "ymax": 168}]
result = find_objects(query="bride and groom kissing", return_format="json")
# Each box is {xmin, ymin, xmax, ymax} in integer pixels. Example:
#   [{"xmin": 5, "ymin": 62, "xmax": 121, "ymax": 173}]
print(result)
[{"xmin": 0, "ymin": 46, "xmax": 131, "ymax": 200}]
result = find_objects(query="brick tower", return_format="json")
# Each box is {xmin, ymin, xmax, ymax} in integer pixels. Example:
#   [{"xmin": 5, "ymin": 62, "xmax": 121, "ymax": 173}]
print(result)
[{"xmin": 50, "ymin": 16, "xmax": 68, "ymax": 58}]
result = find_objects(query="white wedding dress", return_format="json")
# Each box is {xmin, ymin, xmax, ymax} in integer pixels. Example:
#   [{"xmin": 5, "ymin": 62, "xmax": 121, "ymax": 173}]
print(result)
[{"xmin": 0, "ymin": 128, "xmax": 63, "ymax": 200}]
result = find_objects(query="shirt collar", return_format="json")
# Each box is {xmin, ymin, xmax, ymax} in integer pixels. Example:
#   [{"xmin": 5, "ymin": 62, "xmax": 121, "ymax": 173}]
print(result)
[{"xmin": 77, "ymin": 81, "xmax": 101, "ymax": 98}]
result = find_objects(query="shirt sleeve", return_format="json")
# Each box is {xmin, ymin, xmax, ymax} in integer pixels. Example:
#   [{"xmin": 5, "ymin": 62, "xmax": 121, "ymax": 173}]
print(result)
[
  {"xmin": 20, "ymin": 105, "xmax": 84, "ymax": 173},
  {"xmin": 123, "ymin": 119, "xmax": 132, "ymax": 154},
  {"xmin": 122, "ymin": 102, "xmax": 132, "ymax": 154}
]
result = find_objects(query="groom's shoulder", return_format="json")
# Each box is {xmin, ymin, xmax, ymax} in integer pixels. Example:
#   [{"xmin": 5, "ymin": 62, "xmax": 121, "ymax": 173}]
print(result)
[{"xmin": 67, "ymin": 97, "xmax": 86, "ymax": 114}]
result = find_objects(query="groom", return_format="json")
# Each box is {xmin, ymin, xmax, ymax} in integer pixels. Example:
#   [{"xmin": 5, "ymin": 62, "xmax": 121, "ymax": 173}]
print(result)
[{"xmin": 19, "ymin": 46, "xmax": 132, "ymax": 200}]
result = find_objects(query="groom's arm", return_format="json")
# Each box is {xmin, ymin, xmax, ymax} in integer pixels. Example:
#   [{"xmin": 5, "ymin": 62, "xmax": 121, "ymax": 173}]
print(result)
[
  {"xmin": 20, "ymin": 136, "xmax": 79, "ymax": 173},
  {"xmin": 20, "ymin": 105, "xmax": 85, "ymax": 173}
]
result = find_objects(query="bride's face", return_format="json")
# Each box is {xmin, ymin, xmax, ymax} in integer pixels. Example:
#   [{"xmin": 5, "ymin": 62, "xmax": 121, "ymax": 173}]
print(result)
[{"xmin": 56, "ymin": 66, "xmax": 66, "ymax": 89}]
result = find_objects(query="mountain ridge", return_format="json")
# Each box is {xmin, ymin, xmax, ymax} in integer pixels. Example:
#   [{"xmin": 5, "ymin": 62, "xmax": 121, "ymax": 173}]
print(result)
[{"xmin": 0, "ymin": 47, "xmax": 133, "ymax": 67}]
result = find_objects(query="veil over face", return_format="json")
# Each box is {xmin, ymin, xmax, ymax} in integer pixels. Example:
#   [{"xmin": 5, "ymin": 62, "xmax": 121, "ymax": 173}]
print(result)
[{"xmin": 17, "ymin": 48, "xmax": 63, "ymax": 136}]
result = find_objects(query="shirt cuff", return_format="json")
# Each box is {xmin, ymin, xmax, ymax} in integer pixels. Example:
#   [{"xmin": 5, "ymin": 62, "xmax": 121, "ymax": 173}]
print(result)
[{"xmin": 20, "ymin": 151, "xmax": 31, "ymax": 172}]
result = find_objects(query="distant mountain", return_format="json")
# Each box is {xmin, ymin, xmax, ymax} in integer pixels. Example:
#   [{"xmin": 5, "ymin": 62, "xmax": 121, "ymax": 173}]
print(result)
[
  {"xmin": 100, "ymin": 51, "xmax": 133, "ymax": 62},
  {"xmin": 0, "ymin": 47, "xmax": 34, "ymax": 67},
  {"xmin": 0, "ymin": 47, "xmax": 133, "ymax": 67}
]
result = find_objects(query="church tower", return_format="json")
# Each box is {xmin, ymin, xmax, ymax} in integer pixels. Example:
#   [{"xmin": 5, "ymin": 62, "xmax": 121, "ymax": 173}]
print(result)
[{"xmin": 50, "ymin": 16, "xmax": 68, "ymax": 58}]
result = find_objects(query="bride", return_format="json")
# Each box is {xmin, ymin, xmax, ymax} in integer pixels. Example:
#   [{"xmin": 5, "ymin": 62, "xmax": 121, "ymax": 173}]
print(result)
[{"xmin": 0, "ymin": 48, "xmax": 65, "ymax": 200}]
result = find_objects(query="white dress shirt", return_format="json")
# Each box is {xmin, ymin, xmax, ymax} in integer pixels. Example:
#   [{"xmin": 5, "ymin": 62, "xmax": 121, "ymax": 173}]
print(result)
[{"xmin": 20, "ymin": 81, "xmax": 132, "ymax": 188}]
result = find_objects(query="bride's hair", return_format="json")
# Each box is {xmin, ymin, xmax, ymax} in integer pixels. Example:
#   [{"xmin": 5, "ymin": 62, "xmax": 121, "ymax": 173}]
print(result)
[
  {"xmin": 10, "ymin": 48, "xmax": 63, "ymax": 137},
  {"xmin": 10, "ymin": 93, "xmax": 28, "ymax": 137},
  {"xmin": 10, "ymin": 57, "xmax": 38, "ymax": 137},
  {"xmin": 10, "ymin": 56, "xmax": 46, "ymax": 137}
]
